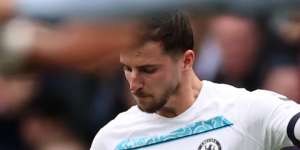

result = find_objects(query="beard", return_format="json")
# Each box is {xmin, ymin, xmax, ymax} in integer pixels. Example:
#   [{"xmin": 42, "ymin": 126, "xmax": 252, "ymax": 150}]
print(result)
[
  {"xmin": 136, "ymin": 94, "xmax": 168, "ymax": 113},
  {"xmin": 134, "ymin": 82, "xmax": 180, "ymax": 113}
]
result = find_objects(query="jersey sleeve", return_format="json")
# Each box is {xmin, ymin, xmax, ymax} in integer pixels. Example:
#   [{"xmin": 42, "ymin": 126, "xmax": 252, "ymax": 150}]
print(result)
[{"xmin": 249, "ymin": 90, "xmax": 300, "ymax": 149}]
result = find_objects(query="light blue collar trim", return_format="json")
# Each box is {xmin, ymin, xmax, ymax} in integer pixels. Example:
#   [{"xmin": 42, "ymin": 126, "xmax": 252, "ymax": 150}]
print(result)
[{"xmin": 116, "ymin": 116, "xmax": 233, "ymax": 150}]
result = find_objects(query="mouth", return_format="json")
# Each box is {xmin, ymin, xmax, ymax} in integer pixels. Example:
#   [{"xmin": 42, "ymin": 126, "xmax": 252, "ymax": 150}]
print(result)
[
  {"xmin": 134, "ymin": 95, "xmax": 149, "ymax": 99},
  {"xmin": 132, "ymin": 91, "xmax": 151, "ymax": 97},
  {"xmin": 133, "ymin": 93, "xmax": 152, "ymax": 100}
]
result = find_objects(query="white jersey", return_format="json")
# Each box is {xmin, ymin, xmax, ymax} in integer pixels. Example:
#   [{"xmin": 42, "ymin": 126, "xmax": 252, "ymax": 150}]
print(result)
[{"xmin": 91, "ymin": 80, "xmax": 300, "ymax": 150}]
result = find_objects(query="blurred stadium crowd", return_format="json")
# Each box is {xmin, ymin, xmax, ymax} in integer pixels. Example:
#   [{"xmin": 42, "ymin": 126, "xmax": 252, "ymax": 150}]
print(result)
[{"xmin": 0, "ymin": 0, "xmax": 299, "ymax": 150}]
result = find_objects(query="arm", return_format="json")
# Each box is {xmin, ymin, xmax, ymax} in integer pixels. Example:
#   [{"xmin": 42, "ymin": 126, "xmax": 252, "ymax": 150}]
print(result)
[
  {"xmin": 244, "ymin": 90, "xmax": 300, "ymax": 149},
  {"xmin": 0, "ymin": 19, "xmax": 142, "ymax": 75},
  {"xmin": 265, "ymin": 95, "xmax": 300, "ymax": 149}
]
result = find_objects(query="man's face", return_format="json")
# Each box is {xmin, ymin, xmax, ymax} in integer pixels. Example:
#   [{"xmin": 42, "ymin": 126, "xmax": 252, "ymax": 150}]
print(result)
[{"xmin": 120, "ymin": 42, "xmax": 182, "ymax": 113}]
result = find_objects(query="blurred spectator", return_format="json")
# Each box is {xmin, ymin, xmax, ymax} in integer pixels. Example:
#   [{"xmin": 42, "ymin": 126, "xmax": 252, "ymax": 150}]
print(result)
[
  {"xmin": 273, "ymin": 10, "xmax": 300, "ymax": 68},
  {"xmin": 194, "ymin": 36, "xmax": 222, "ymax": 80},
  {"xmin": 0, "ymin": 17, "xmax": 135, "ymax": 150},
  {"xmin": 180, "ymin": 11, "xmax": 300, "ymax": 94},
  {"xmin": 263, "ymin": 65, "xmax": 300, "ymax": 103},
  {"xmin": 0, "ymin": 74, "xmax": 38, "ymax": 150},
  {"xmin": 20, "ymin": 97, "xmax": 85, "ymax": 150},
  {"xmin": 212, "ymin": 15, "xmax": 263, "ymax": 90},
  {"xmin": 195, "ymin": 14, "xmax": 264, "ymax": 90},
  {"xmin": 0, "ymin": 69, "xmax": 129, "ymax": 150},
  {"xmin": 275, "ymin": 10, "xmax": 300, "ymax": 46},
  {"xmin": 22, "ymin": 70, "xmax": 129, "ymax": 148},
  {"xmin": 0, "ymin": 74, "xmax": 37, "ymax": 117}
]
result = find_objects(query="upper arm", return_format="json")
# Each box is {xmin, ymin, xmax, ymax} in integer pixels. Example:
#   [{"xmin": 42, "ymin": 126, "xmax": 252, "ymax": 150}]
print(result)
[
  {"xmin": 255, "ymin": 91, "xmax": 300, "ymax": 149},
  {"xmin": 238, "ymin": 90, "xmax": 300, "ymax": 149}
]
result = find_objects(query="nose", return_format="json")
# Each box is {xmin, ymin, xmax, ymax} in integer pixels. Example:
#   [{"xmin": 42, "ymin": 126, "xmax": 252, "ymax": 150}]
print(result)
[{"xmin": 128, "ymin": 72, "xmax": 143, "ymax": 93}]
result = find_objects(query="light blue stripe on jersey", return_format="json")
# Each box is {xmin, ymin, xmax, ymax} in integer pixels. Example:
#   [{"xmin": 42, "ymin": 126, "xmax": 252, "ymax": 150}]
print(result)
[{"xmin": 116, "ymin": 116, "xmax": 233, "ymax": 150}]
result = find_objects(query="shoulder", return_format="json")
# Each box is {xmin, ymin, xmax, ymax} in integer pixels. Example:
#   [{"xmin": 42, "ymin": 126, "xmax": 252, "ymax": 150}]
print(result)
[
  {"xmin": 203, "ymin": 80, "xmax": 249, "ymax": 103},
  {"xmin": 242, "ymin": 89, "xmax": 291, "ymax": 108},
  {"xmin": 205, "ymin": 81, "xmax": 288, "ymax": 106},
  {"xmin": 233, "ymin": 89, "xmax": 297, "ymax": 121},
  {"xmin": 204, "ymin": 81, "xmax": 298, "ymax": 126},
  {"xmin": 95, "ymin": 106, "xmax": 143, "ymax": 136},
  {"xmin": 90, "ymin": 106, "xmax": 144, "ymax": 149}
]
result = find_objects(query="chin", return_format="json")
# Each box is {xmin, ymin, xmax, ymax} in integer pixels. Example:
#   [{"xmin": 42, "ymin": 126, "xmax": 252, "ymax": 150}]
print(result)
[
  {"xmin": 137, "ymin": 101, "xmax": 165, "ymax": 114},
  {"xmin": 136, "ymin": 100, "xmax": 157, "ymax": 113},
  {"xmin": 138, "ymin": 105, "xmax": 158, "ymax": 113}
]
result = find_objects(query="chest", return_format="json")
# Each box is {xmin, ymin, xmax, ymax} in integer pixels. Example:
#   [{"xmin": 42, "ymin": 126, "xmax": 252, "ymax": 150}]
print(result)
[
  {"xmin": 139, "ymin": 126, "xmax": 261, "ymax": 150},
  {"xmin": 115, "ymin": 116, "xmax": 262, "ymax": 150}
]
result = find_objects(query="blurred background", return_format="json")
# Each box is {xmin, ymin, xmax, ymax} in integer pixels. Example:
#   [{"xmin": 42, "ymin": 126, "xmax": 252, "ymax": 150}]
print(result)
[{"xmin": 0, "ymin": 0, "xmax": 299, "ymax": 149}]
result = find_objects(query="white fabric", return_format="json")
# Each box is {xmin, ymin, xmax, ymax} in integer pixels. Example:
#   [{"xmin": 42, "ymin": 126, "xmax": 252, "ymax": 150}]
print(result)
[{"xmin": 90, "ymin": 81, "xmax": 300, "ymax": 150}]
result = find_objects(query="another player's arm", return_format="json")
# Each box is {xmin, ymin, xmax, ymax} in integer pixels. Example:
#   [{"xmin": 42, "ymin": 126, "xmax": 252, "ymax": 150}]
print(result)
[{"xmin": 0, "ymin": 20, "xmax": 142, "ymax": 74}]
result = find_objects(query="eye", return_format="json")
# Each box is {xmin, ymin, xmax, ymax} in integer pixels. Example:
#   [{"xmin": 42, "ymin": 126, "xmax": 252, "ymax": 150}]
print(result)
[
  {"xmin": 123, "ymin": 65, "xmax": 132, "ymax": 72},
  {"xmin": 140, "ymin": 66, "xmax": 157, "ymax": 74}
]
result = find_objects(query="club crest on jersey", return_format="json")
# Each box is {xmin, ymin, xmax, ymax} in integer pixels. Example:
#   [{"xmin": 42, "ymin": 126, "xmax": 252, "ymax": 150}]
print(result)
[{"xmin": 198, "ymin": 138, "xmax": 221, "ymax": 150}]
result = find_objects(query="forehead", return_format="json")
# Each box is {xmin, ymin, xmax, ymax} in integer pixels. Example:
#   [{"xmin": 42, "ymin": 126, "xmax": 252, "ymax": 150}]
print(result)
[{"xmin": 120, "ymin": 42, "xmax": 170, "ymax": 66}]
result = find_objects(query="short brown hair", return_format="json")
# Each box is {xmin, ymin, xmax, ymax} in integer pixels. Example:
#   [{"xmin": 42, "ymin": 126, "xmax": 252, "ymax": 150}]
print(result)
[{"xmin": 142, "ymin": 10, "xmax": 194, "ymax": 56}]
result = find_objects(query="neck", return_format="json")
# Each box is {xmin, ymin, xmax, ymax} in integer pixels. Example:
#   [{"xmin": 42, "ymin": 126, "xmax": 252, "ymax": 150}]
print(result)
[{"xmin": 157, "ymin": 71, "xmax": 202, "ymax": 118}]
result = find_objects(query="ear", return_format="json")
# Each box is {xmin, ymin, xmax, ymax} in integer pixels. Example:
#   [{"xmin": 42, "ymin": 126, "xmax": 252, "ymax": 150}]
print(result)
[{"xmin": 182, "ymin": 50, "xmax": 195, "ymax": 70}]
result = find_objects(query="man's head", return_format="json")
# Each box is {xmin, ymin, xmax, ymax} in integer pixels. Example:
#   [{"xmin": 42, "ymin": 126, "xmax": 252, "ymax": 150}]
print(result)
[
  {"xmin": 120, "ymin": 11, "xmax": 194, "ymax": 113},
  {"xmin": 211, "ymin": 15, "xmax": 260, "ymax": 79},
  {"xmin": 142, "ymin": 11, "xmax": 194, "ymax": 57}
]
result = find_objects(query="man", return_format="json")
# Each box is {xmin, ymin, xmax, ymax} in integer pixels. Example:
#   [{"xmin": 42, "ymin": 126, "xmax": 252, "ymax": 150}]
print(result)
[
  {"xmin": 91, "ymin": 12, "xmax": 300, "ymax": 150},
  {"xmin": 91, "ymin": 11, "xmax": 300, "ymax": 150}
]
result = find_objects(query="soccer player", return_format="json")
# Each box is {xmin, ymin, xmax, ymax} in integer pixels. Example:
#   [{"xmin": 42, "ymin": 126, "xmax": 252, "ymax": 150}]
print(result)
[{"xmin": 90, "ymin": 11, "xmax": 300, "ymax": 150}]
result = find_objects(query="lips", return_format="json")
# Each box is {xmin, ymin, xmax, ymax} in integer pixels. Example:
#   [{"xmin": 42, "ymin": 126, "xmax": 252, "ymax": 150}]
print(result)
[
  {"xmin": 132, "ymin": 90, "xmax": 151, "ymax": 97},
  {"xmin": 132, "ymin": 93, "xmax": 152, "ymax": 100},
  {"xmin": 134, "ymin": 94, "xmax": 149, "ymax": 98}
]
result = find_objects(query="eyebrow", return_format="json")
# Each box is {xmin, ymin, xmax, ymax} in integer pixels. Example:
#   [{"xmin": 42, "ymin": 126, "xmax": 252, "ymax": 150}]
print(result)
[
  {"xmin": 120, "ymin": 63, "xmax": 160, "ymax": 68},
  {"xmin": 137, "ymin": 64, "xmax": 160, "ymax": 68}
]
